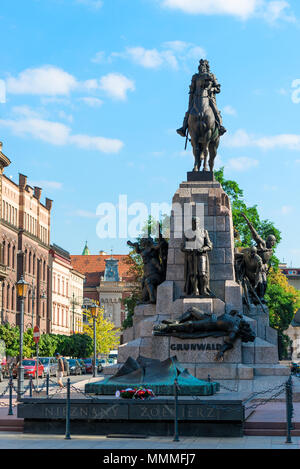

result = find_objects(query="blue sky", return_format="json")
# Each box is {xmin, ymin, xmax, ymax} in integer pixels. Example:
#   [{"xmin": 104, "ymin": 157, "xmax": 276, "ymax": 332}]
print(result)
[{"xmin": 0, "ymin": 0, "xmax": 300, "ymax": 265}]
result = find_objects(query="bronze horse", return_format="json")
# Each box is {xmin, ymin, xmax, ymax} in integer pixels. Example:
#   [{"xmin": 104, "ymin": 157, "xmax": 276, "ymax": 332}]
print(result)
[{"xmin": 187, "ymin": 77, "xmax": 220, "ymax": 172}]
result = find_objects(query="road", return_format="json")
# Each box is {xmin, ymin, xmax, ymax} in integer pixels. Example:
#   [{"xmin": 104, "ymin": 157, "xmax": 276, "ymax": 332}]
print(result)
[{"xmin": 0, "ymin": 372, "xmax": 104, "ymax": 397}]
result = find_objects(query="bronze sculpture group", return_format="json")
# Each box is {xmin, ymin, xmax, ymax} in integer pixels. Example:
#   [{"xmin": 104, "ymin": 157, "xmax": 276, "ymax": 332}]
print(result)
[{"xmin": 126, "ymin": 58, "xmax": 280, "ymax": 361}]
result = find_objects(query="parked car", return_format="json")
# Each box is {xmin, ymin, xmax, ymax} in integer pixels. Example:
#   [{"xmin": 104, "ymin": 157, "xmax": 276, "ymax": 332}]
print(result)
[
  {"xmin": 12, "ymin": 359, "xmax": 45, "ymax": 379},
  {"xmin": 39, "ymin": 357, "xmax": 58, "ymax": 377},
  {"xmin": 67, "ymin": 359, "xmax": 82, "ymax": 376},
  {"xmin": 78, "ymin": 359, "xmax": 87, "ymax": 374},
  {"xmin": 83, "ymin": 358, "xmax": 103, "ymax": 374}
]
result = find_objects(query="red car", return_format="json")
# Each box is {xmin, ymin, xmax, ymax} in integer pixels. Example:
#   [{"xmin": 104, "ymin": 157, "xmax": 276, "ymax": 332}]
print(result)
[{"xmin": 12, "ymin": 359, "xmax": 45, "ymax": 379}]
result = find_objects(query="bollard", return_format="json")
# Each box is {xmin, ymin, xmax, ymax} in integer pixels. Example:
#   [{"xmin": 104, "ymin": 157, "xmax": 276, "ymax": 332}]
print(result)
[
  {"xmin": 65, "ymin": 378, "xmax": 71, "ymax": 440},
  {"xmin": 285, "ymin": 375, "xmax": 293, "ymax": 444},
  {"xmin": 173, "ymin": 377, "xmax": 179, "ymax": 442},
  {"xmin": 46, "ymin": 374, "xmax": 49, "ymax": 397},
  {"xmin": 29, "ymin": 375, "xmax": 33, "ymax": 397},
  {"xmin": 8, "ymin": 374, "xmax": 13, "ymax": 416}
]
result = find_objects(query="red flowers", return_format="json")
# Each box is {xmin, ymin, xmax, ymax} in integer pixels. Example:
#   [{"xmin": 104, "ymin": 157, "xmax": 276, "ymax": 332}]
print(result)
[{"xmin": 115, "ymin": 387, "xmax": 155, "ymax": 400}]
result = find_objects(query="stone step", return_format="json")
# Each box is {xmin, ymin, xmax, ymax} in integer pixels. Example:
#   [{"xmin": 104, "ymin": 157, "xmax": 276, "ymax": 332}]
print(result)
[{"xmin": 242, "ymin": 337, "xmax": 278, "ymax": 364}]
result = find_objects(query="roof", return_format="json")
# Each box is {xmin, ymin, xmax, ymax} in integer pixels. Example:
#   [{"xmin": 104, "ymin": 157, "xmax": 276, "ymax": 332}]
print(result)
[{"xmin": 70, "ymin": 254, "xmax": 134, "ymax": 287}]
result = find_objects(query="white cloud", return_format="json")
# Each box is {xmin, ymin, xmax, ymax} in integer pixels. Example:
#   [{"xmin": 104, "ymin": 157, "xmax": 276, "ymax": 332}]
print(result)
[
  {"xmin": 78, "ymin": 97, "xmax": 103, "ymax": 107},
  {"xmin": 260, "ymin": 1, "xmax": 295, "ymax": 23},
  {"xmin": 281, "ymin": 205, "xmax": 293, "ymax": 215},
  {"xmin": 74, "ymin": 209, "xmax": 99, "ymax": 218},
  {"xmin": 99, "ymin": 73, "xmax": 135, "ymax": 100},
  {"xmin": 75, "ymin": 0, "xmax": 103, "ymax": 9},
  {"xmin": 160, "ymin": 0, "xmax": 261, "ymax": 19},
  {"xmin": 159, "ymin": 0, "xmax": 295, "ymax": 23},
  {"xmin": 107, "ymin": 41, "xmax": 206, "ymax": 71},
  {"xmin": 29, "ymin": 180, "xmax": 63, "ymax": 190},
  {"xmin": 0, "ymin": 116, "xmax": 124, "ymax": 154},
  {"xmin": 291, "ymin": 79, "xmax": 300, "ymax": 104},
  {"xmin": 0, "ymin": 117, "xmax": 71, "ymax": 145},
  {"xmin": 227, "ymin": 156, "xmax": 259, "ymax": 171},
  {"xmin": 223, "ymin": 105, "xmax": 237, "ymax": 116},
  {"xmin": 91, "ymin": 51, "xmax": 106, "ymax": 64},
  {"xmin": 6, "ymin": 66, "xmax": 77, "ymax": 96},
  {"xmin": 125, "ymin": 47, "xmax": 166, "ymax": 69},
  {"xmin": 223, "ymin": 129, "xmax": 300, "ymax": 150},
  {"xmin": 69, "ymin": 134, "xmax": 124, "ymax": 153}
]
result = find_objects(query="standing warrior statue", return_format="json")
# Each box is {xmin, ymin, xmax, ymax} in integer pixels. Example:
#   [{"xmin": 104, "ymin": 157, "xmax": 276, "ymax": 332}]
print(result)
[
  {"xmin": 177, "ymin": 59, "xmax": 226, "ymax": 172},
  {"xmin": 235, "ymin": 213, "xmax": 277, "ymax": 306},
  {"xmin": 127, "ymin": 236, "xmax": 168, "ymax": 304},
  {"xmin": 181, "ymin": 216, "xmax": 213, "ymax": 297}
]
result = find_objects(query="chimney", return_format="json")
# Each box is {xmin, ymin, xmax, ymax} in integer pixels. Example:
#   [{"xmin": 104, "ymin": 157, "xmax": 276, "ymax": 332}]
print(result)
[
  {"xmin": 0, "ymin": 142, "xmax": 2, "ymax": 153},
  {"xmin": 34, "ymin": 186, "xmax": 42, "ymax": 200},
  {"xmin": 19, "ymin": 173, "xmax": 27, "ymax": 189},
  {"xmin": 45, "ymin": 198, "xmax": 53, "ymax": 211}
]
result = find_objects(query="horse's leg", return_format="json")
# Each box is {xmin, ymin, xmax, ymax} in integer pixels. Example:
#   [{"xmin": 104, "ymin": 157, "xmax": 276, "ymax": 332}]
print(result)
[{"xmin": 208, "ymin": 136, "xmax": 220, "ymax": 172}]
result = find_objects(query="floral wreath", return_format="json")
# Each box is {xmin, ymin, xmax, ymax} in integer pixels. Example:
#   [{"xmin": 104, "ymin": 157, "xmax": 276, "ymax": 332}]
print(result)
[{"xmin": 115, "ymin": 386, "xmax": 155, "ymax": 400}]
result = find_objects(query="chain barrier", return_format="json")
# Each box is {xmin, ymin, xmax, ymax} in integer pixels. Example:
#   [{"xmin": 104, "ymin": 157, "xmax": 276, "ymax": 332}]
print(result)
[{"xmin": 0, "ymin": 372, "xmax": 295, "ymax": 444}]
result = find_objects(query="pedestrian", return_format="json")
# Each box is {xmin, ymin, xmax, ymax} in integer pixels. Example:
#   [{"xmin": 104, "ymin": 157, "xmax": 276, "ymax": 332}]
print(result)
[{"xmin": 55, "ymin": 352, "xmax": 64, "ymax": 388}]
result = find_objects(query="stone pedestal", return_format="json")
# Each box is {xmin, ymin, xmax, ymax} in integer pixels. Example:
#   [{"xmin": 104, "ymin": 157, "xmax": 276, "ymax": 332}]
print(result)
[{"xmin": 114, "ymin": 174, "xmax": 289, "ymax": 380}]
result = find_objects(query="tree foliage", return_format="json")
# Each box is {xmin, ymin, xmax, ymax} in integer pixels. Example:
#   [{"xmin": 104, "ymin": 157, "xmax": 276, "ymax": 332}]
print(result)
[
  {"xmin": 0, "ymin": 324, "xmax": 94, "ymax": 359},
  {"xmin": 215, "ymin": 168, "xmax": 299, "ymax": 359},
  {"xmin": 214, "ymin": 167, "xmax": 281, "ymax": 267},
  {"xmin": 82, "ymin": 307, "xmax": 120, "ymax": 355}
]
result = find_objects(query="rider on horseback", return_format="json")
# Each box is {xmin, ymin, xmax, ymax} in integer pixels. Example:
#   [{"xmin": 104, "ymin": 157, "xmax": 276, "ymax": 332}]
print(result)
[{"xmin": 177, "ymin": 59, "xmax": 226, "ymax": 138}]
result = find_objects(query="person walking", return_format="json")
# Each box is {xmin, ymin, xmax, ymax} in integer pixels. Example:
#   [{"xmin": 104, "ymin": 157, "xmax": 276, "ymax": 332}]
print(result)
[{"xmin": 55, "ymin": 352, "xmax": 64, "ymax": 388}]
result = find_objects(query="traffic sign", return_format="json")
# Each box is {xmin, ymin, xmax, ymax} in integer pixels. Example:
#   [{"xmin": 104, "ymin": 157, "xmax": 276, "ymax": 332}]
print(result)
[{"xmin": 33, "ymin": 325, "xmax": 40, "ymax": 344}]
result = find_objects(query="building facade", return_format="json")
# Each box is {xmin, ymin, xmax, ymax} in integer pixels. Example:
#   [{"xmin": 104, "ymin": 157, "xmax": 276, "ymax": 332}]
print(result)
[
  {"xmin": 71, "ymin": 245, "xmax": 136, "ymax": 330},
  {"xmin": 49, "ymin": 244, "xmax": 85, "ymax": 335},
  {"xmin": 0, "ymin": 143, "xmax": 52, "ymax": 333}
]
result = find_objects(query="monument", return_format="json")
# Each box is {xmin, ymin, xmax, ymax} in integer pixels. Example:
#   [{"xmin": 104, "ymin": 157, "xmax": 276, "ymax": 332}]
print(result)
[{"xmin": 107, "ymin": 59, "xmax": 289, "ymax": 382}]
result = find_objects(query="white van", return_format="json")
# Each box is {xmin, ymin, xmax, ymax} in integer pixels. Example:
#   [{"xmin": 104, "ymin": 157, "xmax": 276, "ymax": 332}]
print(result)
[{"xmin": 108, "ymin": 350, "xmax": 118, "ymax": 364}]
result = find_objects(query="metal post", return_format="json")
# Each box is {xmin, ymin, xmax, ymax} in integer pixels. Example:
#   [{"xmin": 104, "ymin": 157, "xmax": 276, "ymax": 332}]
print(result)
[
  {"xmin": 46, "ymin": 374, "xmax": 49, "ymax": 397},
  {"xmin": 8, "ymin": 374, "xmax": 13, "ymax": 416},
  {"xmin": 285, "ymin": 375, "xmax": 293, "ymax": 444},
  {"xmin": 65, "ymin": 378, "xmax": 71, "ymax": 440},
  {"xmin": 173, "ymin": 377, "xmax": 179, "ymax": 442},
  {"xmin": 17, "ymin": 297, "xmax": 24, "ymax": 401},
  {"xmin": 93, "ymin": 317, "xmax": 97, "ymax": 378},
  {"xmin": 29, "ymin": 375, "xmax": 33, "ymax": 397},
  {"xmin": 31, "ymin": 281, "xmax": 35, "ymax": 329},
  {"xmin": 36, "ymin": 342, "xmax": 39, "ymax": 389}
]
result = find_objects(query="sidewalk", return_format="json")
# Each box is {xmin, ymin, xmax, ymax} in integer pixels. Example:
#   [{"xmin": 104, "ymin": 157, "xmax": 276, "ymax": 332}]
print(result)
[{"xmin": 0, "ymin": 431, "xmax": 299, "ymax": 449}]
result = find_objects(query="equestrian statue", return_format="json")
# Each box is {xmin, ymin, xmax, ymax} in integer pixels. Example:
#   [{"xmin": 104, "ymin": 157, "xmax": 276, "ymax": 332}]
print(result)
[{"xmin": 177, "ymin": 59, "xmax": 226, "ymax": 172}]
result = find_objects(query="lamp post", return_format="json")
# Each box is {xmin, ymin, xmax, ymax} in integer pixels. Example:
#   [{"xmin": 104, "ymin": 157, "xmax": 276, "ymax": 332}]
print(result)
[
  {"xmin": 89, "ymin": 304, "xmax": 99, "ymax": 378},
  {"xmin": 16, "ymin": 276, "xmax": 29, "ymax": 400}
]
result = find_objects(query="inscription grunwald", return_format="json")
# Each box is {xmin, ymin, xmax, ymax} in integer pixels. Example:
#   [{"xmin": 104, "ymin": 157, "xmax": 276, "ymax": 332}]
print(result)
[{"xmin": 170, "ymin": 343, "xmax": 222, "ymax": 351}]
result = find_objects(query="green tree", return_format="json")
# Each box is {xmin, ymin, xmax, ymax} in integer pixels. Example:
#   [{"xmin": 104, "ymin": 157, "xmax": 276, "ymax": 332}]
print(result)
[
  {"xmin": 83, "ymin": 307, "xmax": 120, "ymax": 355},
  {"xmin": 38, "ymin": 334, "xmax": 59, "ymax": 357},
  {"xmin": 214, "ymin": 168, "xmax": 281, "ymax": 262},
  {"xmin": 0, "ymin": 323, "xmax": 19, "ymax": 358},
  {"xmin": 215, "ymin": 168, "xmax": 298, "ymax": 358}
]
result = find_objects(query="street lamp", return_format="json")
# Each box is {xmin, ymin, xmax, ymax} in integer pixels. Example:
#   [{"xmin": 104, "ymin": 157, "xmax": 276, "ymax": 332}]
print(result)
[
  {"xmin": 16, "ymin": 275, "xmax": 29, "ymax": 400},
  {"xmin": 89, "ymin": 303, "xmax": 100, "ymax": 378}
]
